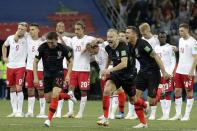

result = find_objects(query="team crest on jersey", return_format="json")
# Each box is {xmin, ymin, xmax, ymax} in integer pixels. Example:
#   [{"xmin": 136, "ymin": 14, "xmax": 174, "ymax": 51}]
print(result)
[
  {"xmin": 57, "ymin": 51, "xmax": 62, "ymax": 59},
  {"xmin": 135, "ymin": 48, "xmax": 140, "ymax": 57},
  {"xmin": 116, "ymin": 51, "xmax": 119, "ymax": 57}
]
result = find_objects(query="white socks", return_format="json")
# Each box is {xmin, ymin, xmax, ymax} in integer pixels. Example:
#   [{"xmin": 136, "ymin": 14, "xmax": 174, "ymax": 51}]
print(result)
[
  {"xmin": 28, "ymin": 96, "xmax": 35, "ymax": 114},
  {"xmin": 77, "ymin": 96, "xmax": 87, "ymax": 116},
  {"xmin": 17, "ymin": 92, "xmax": 24, "ymax": 114},
  {"xmin": 68, "ymin": 91, "xmax": 74, "ymax": 113},
  {"xmin": 108, "ymin": 96, "xmax": 113, "ymax": 116},
  {"xmin": 56, "ymin": 99, "xmax": 64, "ymax": 116},
  {"xmin": 165, "ymin": 100, "xmax": 171, "ymax": 117},
  {"xmin": 10, "ymin": 92, "xmax": 17, "ymax": 113},
  {"xmin": 184, "ymin": 98, "xmax": 194, "ymax": 117},
  {"xmin": 149, "ymin": 106, "xmax": 157, "ymax": 118},
  {"xmin": 39, "ymin": 97, "xmax": 46, "ymax": 115},
  {"xmin": 175, "ymin": 97, "xmax": 182, "ymax": 116},
  {"xmin": 111, "ymin": 95, "xmax": 118, "ymax": 117},
  {"xmin": 160, "ymin": 99, "xmax": 166, "ymax": 116}
]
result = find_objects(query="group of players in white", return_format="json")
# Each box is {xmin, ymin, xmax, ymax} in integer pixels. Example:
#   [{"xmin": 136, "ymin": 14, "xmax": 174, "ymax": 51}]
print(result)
[{"xmin": 1, "ymin": 20, "xmax": 197, "ymax": 128}]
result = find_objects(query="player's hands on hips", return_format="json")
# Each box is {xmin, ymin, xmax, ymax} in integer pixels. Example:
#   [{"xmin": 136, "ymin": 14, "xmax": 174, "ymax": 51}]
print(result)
[{"xmin": 3, "ymin": 57, "xmax": 9, "ymax": 63}]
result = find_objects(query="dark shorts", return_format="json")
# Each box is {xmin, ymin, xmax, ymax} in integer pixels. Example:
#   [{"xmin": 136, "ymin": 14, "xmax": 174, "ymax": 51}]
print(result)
[
  {"xmin": 135, "ymin": 70, "xmax": 161, "ymax": 98},
  {"xmin": 107, "ymin": 73, "xmax": 136, "ymax": 97},
  {"xmin": 44, "ymin": 73, "xmax": 64, "ymax": 93}
]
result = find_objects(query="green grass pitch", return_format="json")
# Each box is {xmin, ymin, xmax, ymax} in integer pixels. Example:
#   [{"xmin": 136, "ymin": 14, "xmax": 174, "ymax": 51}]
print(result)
[{"xmin": 0, "ymin": 100, "xmax": 197, "ymax": 131}]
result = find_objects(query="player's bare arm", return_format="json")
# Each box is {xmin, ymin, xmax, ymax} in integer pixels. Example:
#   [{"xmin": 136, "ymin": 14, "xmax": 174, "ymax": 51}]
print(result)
[
  {"xmin": 150, "ymin": 50, "xmax": 170, "ymax": 79},
  {"xmin": 103, "ymin": 57, "xmax": 128, "ymax": 75},
  {"xmin": 105, "ymin": 56, "xmax": 111, "ymax": 69},
  {"xmin": 2, "ymin": 43, "xmax": 9, "ymax": 63},
  {"xmin": 171, "ymin": 45, "xmax": 178, "ymax": 52},
  {"xmin": 65, "ymin": 57, "xmax": 73, "ymax": 84},
  {"xmin": 101, "ymin": 56, "xmax": 111, "ymax": 80},
  {"xmin": 189, "ymin": 54, "xmax": 197, "ymax": 79},
  {"xmin": 33, "ymin": 57, "xmax": 40, "ymax": 84}
]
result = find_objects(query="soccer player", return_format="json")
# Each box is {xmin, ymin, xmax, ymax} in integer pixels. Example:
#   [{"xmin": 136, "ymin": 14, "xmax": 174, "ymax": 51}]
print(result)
[
  {"xmin": 97, "ymin": 29, "xmax": 149, "ymax": 128},
  {"xmin": 2, "ymin": 22, "xmax": 28, "ymax": 117},
  {"xmin": 65, "ymin": 21, "xmax": 95, "ymax": 119},
  {"xmin": 126, "ymin": 26, "xmax": 170, "ymax": 128},
  {"xmin": 139, "ymin": 23, "xmax": 160, "ymax": 50},
  {"xmin": 118, "ymin": 30, "xmax": 138, "ymax": 120},
  {"xmin": 154, "ymin": 32, "xmax": 176, "ymax": 120},
  {"xmin": 33, "ymin": 32, "xmax": 76, "ymax": 127},
  {"xmin": 139, "ymin": 23, "xmax": 161, "ymax": 120},
  {"xmin": 54, "ymin": 22, "xmax": 72, "ymax": 118},
  {"xmin": 25, "ymin": 23, "xmax": 47, "ymax": 118},
  {"xmin": 170, "ymin": 23, "xmax": 197, "ymax": 121}
]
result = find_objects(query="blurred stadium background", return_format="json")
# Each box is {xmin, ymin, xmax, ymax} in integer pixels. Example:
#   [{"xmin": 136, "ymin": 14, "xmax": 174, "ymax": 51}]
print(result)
[
  {"xmin": 0, "ymin": 0, "xmax": 197, "ymax": 130},
  {"xmin": 0, "ymin": 0, "xmax": 197, "ymax": 100}
]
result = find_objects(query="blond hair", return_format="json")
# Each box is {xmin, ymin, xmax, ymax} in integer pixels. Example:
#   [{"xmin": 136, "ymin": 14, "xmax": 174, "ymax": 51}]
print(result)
[
  {"xmin": 139, "ymin": 23, "xmax": 150, "ymax": 33},
  {"xmin": 107, "ymin": 28, "xmax": 118, "ymax": 34}
]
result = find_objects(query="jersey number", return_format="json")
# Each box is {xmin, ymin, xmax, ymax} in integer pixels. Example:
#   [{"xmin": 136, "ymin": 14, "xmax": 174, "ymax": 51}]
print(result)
[
  {"xmin": 16, "ymin": 45, "xmax": 19, "ymax": 51},
  {"xmin": 32, "ymin": 46, "xmax": 35, "ymax": 52},
  {"xmin": 184, "ymin": 80, "xmax": 192, "ymax": 88},
  {"xmin": 75, "ymin": 46, "xmax": 81, "ymax": 52},
  {"xmin": 81, "ymin": 81, "xmax": 89, "ymax": 88},
  {"xmin": 180, "ymin": 48, "xmax": 184, "ymax": 53}
]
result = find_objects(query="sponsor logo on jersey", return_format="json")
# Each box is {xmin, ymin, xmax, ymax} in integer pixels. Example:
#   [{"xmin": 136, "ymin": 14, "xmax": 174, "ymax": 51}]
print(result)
[{"xmin": 57, "ymin": 51, "xmax": 62, "ymax": 59}]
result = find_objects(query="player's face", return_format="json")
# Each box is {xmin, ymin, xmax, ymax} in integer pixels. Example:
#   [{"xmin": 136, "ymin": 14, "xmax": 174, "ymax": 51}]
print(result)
[
  {"xmin": 107, "ymin": 31, "xmax": 118, "ymax": 48},
  {"xmin": 118, "ymin": 32, "xmax": 126, "ymax": 41},
  {"xmin": 75, "ymin": 25, "xmax": 84, "ymax": 38},
  {"xmin": 126, "ymin": 29, "xmax": 136, "ymax": 45},
  {"xmin": 140, "ymin": 30, "xmax": 149, "ymax": 39},
  {"xmin": 92, "ymin": 45, "xmax": 99, "ymax": 54},
  {"xmin": 17, "ymin": 25, "xmax": 26, "ymax": 37},
  {"xmin": 56, "ymin": 23, "xmax": 65, "ymax": 34},
  {"xmin": 47, "ymin": 39, "xmax": 58, "ymax": 49},
  {"xmin": 29, "ymin": 26, "xmax": 39, "ymax": 37},
  {"xmin": 179, "ymin": 27, "xmax": 189, "ymax": 38},
  {"xmin": 158, "ymin": 34, "xmax": 167, "ymax": 45}
]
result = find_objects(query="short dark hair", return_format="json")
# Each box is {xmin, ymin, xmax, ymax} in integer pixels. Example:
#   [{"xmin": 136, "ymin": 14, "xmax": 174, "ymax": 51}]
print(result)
[
  {"xmin": 158, "ymin": 31, "xmax": 167, "ymax": 35},
  {"xmin": 179, "ymin": 23, "xmax": 189, "ymax": 30},
  {"xmin": 29, "ymin": 23, "xmax": 39, "ymax": 28},
  {"xmin": 126, "ymin": 26, "xmax": 139, "ymax": 36},
  {"xmin": 75, "ymin": 20, "xmax": 86, "ymax": 29},
  {"xmin": 46, "ymin": 32, "xmax": 58, "ymax": 40}
]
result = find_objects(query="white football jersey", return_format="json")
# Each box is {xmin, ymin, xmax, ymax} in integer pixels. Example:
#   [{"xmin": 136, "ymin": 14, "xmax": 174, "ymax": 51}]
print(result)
[
  {"xmin": 176, "ymin": 36, "xmax": 197, "ymax": 75},
  {"xmin": 155, "ymin": 44, "xmax": 176, "ymax": 75},
  {"xmin": 26, "ymin": 36, "xmax": 44, "ymax": 71},
  {"xmin": 142, "ymin": 35, "xmax": 159, "ymax": 50},
  {"xmin": 4, "ymin": 35, "xmax": 27, "ymax": 68},
  {"xmin": 94, "ymin": 47, "xmax": 108, "ymax": 77},
  {"xmin": 58, "ymin": 36, "xmax": 72, "ymax": 69},
  {"xmin": 99, "ymin": 41, "xmax": 109, "ymax": 49},
  {"xmin": 70, "ymin": 35, "xmax": 95, "ymax": 71}
]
